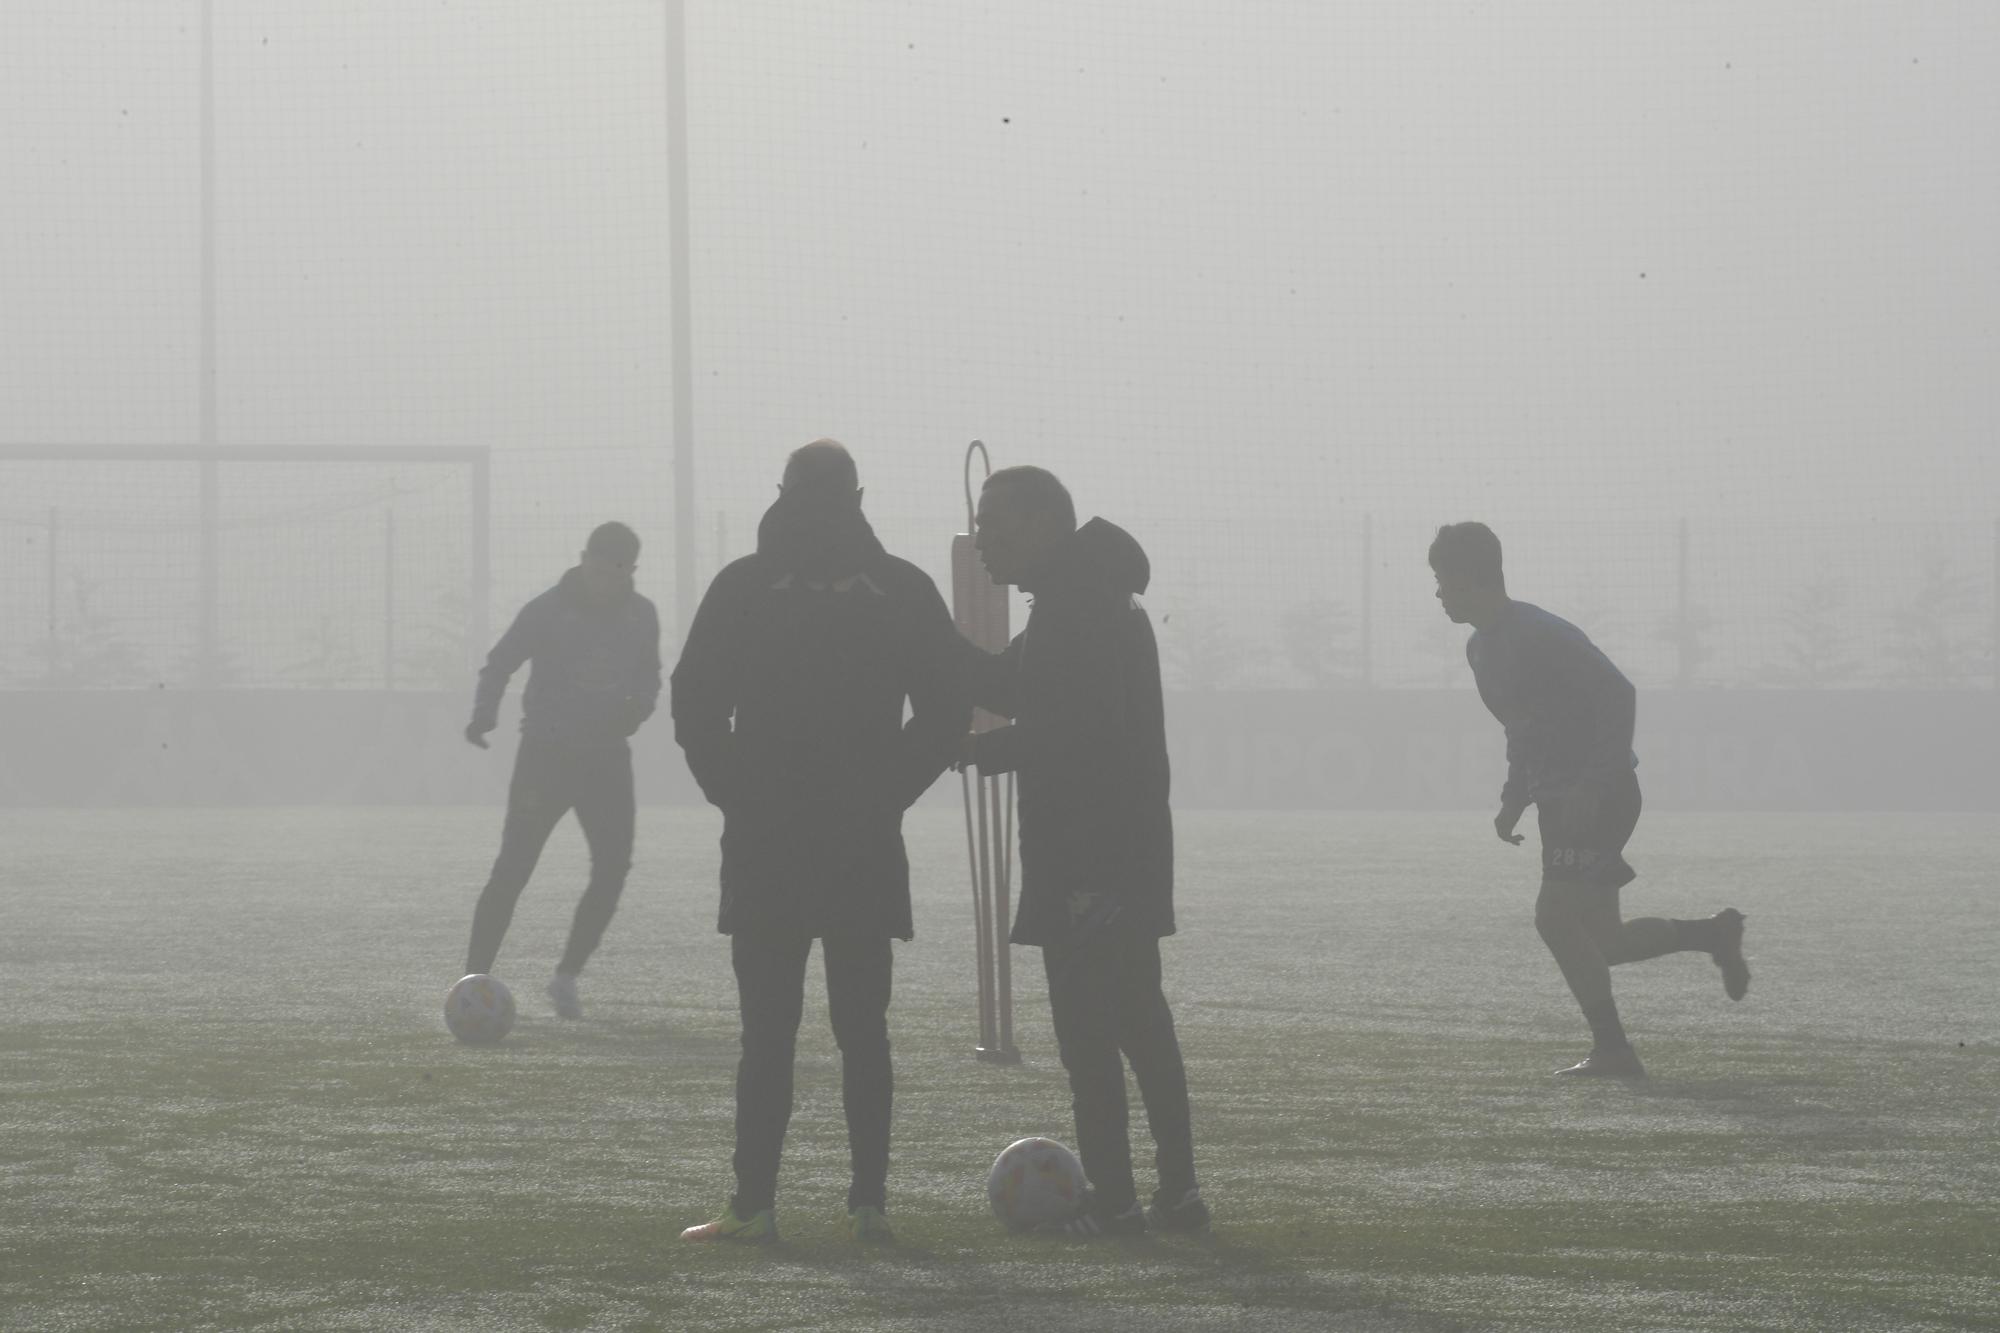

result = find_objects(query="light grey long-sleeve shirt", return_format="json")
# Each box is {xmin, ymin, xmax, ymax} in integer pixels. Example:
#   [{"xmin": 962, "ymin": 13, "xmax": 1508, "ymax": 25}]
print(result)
[{"xmin": 1466, "ymin": 599, "xmax": 1638, "ymax": 810}]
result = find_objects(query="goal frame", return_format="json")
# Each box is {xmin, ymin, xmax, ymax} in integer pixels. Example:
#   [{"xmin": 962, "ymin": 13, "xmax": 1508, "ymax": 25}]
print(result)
[{"xmin": 1, "ymin": 443, "xmax": 490, "ymax": 688}]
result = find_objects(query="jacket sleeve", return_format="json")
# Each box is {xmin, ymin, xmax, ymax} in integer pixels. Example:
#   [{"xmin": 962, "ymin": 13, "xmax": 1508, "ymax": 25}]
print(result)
[
  {"xmin": 626, "ymin": 599, "xmax": 664, "ymax": 734},
  {"xmin": 1499, "ymin": 726, "xmax": 1528, "ymax": 812},
  {"xmin": 952, "ymin": 630, "xmax": 1022, "ymax": 718},
  {"xmin": 470, "ymin": 602, "xmax": 537, "ymax": 732},
  {"xmin": 669, "ymin": 570, "xmax": 745, "ymax": 809},
  {"xmin": 1468, "ymin": 637, "xmax": 1526, "ymax": 810},
  {"xmin": 887, "ymin": 575, "xmax": 975, "ymax": 808},
  {"xmin": 963, "ymin": 634, "xmax": 1026, "ymax": 773},
  {"xmin": 968, "ymin": 721, "xmax": 1021, "ymax": 775}
]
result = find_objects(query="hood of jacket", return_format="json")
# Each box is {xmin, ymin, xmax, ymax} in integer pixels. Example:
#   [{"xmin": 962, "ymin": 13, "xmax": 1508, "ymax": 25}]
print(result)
[
  {"xmin": 756, "ymin": 493, "xmax": 886, "ymax": 581},
  {"xmin": 1026, "ymin": 516, "xmax": 1151, "ymax": 601}
]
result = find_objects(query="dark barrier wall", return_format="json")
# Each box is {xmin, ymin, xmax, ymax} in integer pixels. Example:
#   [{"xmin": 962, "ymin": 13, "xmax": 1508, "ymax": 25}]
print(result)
[
  {"xmin": 1164, "ymin": 690, "xmax": 1998, "ymax": 811},
  {"xmin": 0, "ymin": 689, "xmax": 1993, "ymax": 811}
]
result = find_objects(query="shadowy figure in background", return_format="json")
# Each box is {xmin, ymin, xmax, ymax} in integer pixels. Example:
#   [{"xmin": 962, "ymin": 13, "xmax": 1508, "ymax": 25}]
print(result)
[
  {"xmin": 1429, "ymin": 522, "xmax": 1750, "ymax": 1078},
  {"xmin": 955, "ymin": 465, "xmax": 1206, "ymax": 1237},
  {"xmin": 670, "ymin": 440, "xmax": 968, "ymax": 1246},
  {"xmin": 462, "ymin": 521, "xmax": 662, "ymax": 1020}
]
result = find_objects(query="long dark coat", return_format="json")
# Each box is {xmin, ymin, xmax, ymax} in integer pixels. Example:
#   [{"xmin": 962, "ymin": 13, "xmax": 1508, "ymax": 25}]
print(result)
[
  {"xmin": 964, "ymin": 518, "xmax": 1174, "ymax": 948},
  {"xmin": 670, "ymin": 496, "xmax": 968, "ymax": 939}
]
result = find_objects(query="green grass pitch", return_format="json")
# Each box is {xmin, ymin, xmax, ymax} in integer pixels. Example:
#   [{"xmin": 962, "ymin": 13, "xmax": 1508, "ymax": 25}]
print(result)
[{"xmin": 1, "ymin": 806, "xmax": 1994, "ymax": 1330}]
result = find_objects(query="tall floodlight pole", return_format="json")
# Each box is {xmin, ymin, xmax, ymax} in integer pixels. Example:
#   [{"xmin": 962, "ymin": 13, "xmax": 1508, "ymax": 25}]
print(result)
[
  {"xmin": 666, "ymin": 0, "xmax": 697, "ymax": 637},
  {"xmin": 197, "ymin": 0, "xmax": 221, "ymax": 687},
  {"xmin": 200, "ymin": 0, "xmax": 217, "ymax": 447}
]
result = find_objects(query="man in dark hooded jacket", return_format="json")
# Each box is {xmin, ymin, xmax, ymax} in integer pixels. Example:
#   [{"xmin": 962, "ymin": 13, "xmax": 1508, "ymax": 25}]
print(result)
[
  {"xmin": 957, "ymin": 465, "xmax": 1206, "ymax": 1237},
  {"xmin": 671, "ymin": 440, "xmax": 968, "ymax": 1245},
  {"xmin": 462, "ymin": 520, "xmax": 661, "ymax": 1021}
]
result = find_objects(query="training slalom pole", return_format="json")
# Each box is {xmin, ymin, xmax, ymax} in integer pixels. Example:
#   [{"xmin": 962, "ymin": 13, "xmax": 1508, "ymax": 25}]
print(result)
[
  {"xmin": 961, "ymin": 766, "xmax": 995, "ymax": 1053},
  {"xmin": 953, "ymin": 440, "xmax": 1020, "ymax": 1064},
  {"xmin": 992, "ymin": 769, "xmax": 1016, "ymax": 1057}
]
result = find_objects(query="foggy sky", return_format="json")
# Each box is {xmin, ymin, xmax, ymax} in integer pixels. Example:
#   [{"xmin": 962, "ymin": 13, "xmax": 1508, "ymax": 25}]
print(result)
[{"xmin": 3, "ymin": 2, "xmax": 1996, "ymax": 686}]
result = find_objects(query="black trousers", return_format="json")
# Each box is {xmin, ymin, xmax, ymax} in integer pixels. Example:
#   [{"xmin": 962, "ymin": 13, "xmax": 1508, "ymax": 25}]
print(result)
[
  {"xmin": 464, "ymin": 736, "xmax": 635, "ymax": 978},
  {"xmin": 1043, "ymin": 930, "xmax": 1197, "ymax": 1213},
  {"xmin": 730, "ymin": 929, "xmax": 894, "ymax": 1215}
]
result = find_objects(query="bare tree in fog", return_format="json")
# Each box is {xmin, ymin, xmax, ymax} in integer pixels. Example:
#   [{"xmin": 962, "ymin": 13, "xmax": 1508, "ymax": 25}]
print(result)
[
  {"xmin": 1887, "ymin": 552, "xmax": 1982, "ymax": 688},
  {"xmin": 282, "ymin": 616, "xmax": 361, "ymax": 690},
  {"xmin": 1278, "ymin": 598, "xmax": 1360, "ymax": 689},
  {"xmin": 401, "ymin": 585, "xmax": 476, "ymax": 691},
  {"xmin": 1159, "ymin": 604, "xmax": 1247, "ymax": 692},
  {"xmin": 33, "ymin": 577, "xmax": 146, "ymax": 688},
  {"xmin": 179, "ymin": 645, "xmax": 241, "ymax": 690},
  {"xmin": 1767, "ymin": 576, "xmax": 1858, "ymax": 687},
  {"xmin": 1657, "ymin": 599, "xmax": 1713, "ymax": 688}
]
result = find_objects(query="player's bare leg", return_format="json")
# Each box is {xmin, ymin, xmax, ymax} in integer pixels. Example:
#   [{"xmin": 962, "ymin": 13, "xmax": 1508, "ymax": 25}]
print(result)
[{"xmin": 1536, "ymin": 884, "xmax": 1646, "ymax": 1077}]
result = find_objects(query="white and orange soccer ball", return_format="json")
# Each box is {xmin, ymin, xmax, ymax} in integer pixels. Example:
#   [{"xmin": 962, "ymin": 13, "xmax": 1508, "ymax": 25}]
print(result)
[
  {"xmin": 987, "ymin": 1136, "xmax": 1086, "ymax": 1229},
  {"xmin": 444, "ymin": 973, "xmax": 516, "ymax": 1044}
]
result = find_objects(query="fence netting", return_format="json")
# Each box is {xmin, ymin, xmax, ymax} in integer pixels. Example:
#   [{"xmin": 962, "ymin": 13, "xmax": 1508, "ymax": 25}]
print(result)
[{"xmin": 5, "ymin": 2, "xmax": 1995, "ymax": 689}]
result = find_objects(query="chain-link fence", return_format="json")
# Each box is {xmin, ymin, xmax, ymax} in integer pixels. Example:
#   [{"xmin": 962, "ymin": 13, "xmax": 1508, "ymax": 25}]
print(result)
[
  {"xmin": 6, "ymin": 444, "xmax": 1993, "ymax": 691},
  {"xmin": 6, "ymin": 3, "xmax": 1996, "ymax": 693}
]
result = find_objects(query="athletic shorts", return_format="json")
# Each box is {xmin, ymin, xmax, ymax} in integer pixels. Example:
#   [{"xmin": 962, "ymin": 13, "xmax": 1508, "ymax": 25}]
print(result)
[{"xmin": 1535, "ymin": 769, "xmax": 1641, "ymax": 891}]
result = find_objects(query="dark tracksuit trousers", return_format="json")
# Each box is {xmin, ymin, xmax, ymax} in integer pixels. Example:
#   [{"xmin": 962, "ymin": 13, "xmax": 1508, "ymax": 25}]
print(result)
[
  {"xmin": 1043, "ymin": 928, "xmax": 1197, "ymax": 1213},
  {"xmin": 465, "ymin": 735, "xmax": 635, "ymax": 977},
  {"xmin": 729, "ymin": 930, "xmax": 894, "ymax": 1215}
]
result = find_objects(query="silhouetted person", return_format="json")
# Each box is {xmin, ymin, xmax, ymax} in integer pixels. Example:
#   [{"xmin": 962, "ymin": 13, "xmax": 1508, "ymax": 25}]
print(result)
[
  {"xmin": 957, "ymin": 466, "xmax": 1205, "ymax": 1236},
  {"xmin": 671, "ymin": 440, "xmax": 968, "ymax": 1245},
  {"xmin": 462, "ymin": 521, "xmax": 661, "ymax": 1020},
  {"xmin": 1429, "ymin": 522, "xmax": 1750, "ymax": 1077}
]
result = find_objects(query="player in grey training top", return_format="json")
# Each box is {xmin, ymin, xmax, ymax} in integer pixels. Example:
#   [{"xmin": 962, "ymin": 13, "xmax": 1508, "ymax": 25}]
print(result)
[
  {"xmin": 462, "ymin": 521, "xmax": 662, "ymax": 1021},
  {"xmin": 1429, "ymin": 522, "xmax": 1751, "ymax": 1078}
]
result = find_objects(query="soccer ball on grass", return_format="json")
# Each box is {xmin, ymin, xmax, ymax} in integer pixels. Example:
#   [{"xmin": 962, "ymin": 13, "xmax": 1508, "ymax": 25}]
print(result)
[
  {"xmin": 987, "ymin": 1136, "xmax": 1085, "ymax": 1229},
  {"xmin": 444, "ymin": 973, "xmax": 516, "ymax": 1044}
]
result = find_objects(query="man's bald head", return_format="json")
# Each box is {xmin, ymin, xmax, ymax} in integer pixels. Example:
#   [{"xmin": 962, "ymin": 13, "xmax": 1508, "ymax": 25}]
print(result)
[{"xmin": 781, "ymin": 439, "xmax": 860, "ymax": 500}]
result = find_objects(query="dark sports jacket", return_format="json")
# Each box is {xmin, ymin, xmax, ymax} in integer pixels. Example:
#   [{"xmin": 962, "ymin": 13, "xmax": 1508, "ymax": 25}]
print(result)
[
  {"xmin": 670, "ymin": 495, "xmax": 969, "ymax": 939},
  {"xmin": 964, "ymin": 518, "xmax": 1174, "ymax": 948},
  {"xmin": 472, "ymin": 567, "xmax": 662, "ymax": 747}
]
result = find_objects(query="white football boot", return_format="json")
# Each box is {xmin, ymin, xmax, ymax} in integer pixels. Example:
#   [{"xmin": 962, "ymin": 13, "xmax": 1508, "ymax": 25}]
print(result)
[{"xmin": 547, "ymin": 971, "xmax": 583, "ymax": 1020}]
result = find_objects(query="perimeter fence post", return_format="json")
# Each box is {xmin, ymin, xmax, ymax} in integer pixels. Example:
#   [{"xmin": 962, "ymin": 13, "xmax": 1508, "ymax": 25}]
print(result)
[{"xmin": 46, "ymin": 507, "xmax": 61, "ymax": 685}]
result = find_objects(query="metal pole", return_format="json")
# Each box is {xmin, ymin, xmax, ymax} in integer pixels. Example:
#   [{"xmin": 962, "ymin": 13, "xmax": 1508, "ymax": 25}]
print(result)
[
  {"xmin": 196, "ymin": 0, "xmax": 220, "ymax": 690},
  {"xmin": 199, "ymin": 457, "xmax": 220, "ymax": 687},
  {"xmin": 1992, "ymin": 518, "xmax": 1999, "ymax": 690},
  {"xmin": 955, "ymin": 440, "xmax": 1020, "ymax": 1064},
  {"xmin": 1001, "ymin": 772, "xmax": 1014, "ymax": 903},
  {"xmin": 1360, "ymin": 512, "xmax": 1374, "ymax": 686},
  {"xmin": 199, "ymin": 0, "xmax": 217, "ymax": 449},
  {"xmin": 46, "ymin": 507, "xmax": 60, "ymax": 685},
  {"xmin": 665, "ymin": 0, "xmax": 697, "ymax": 637},
  {"xmin": 384, "ymin": 507, "xmax": 397, "ymax": 689},
  {"xmin": 1676, "ymin": 516, "xmax": 1691, "ymax": 688},
  {"xmin": 990, "ymin": 773, "xmax": 1016, "ymax": 1060},
  {"xmin": 968, "ymin": 769, "xmax": 997, "ymax": 1051},
  {"xmin": 961, "ymin": 769, "xmax": 990, "ymax": 1044},
  {"xmin": 469, "ymin": 449, "xmax": 491, "ymax": 669}
]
